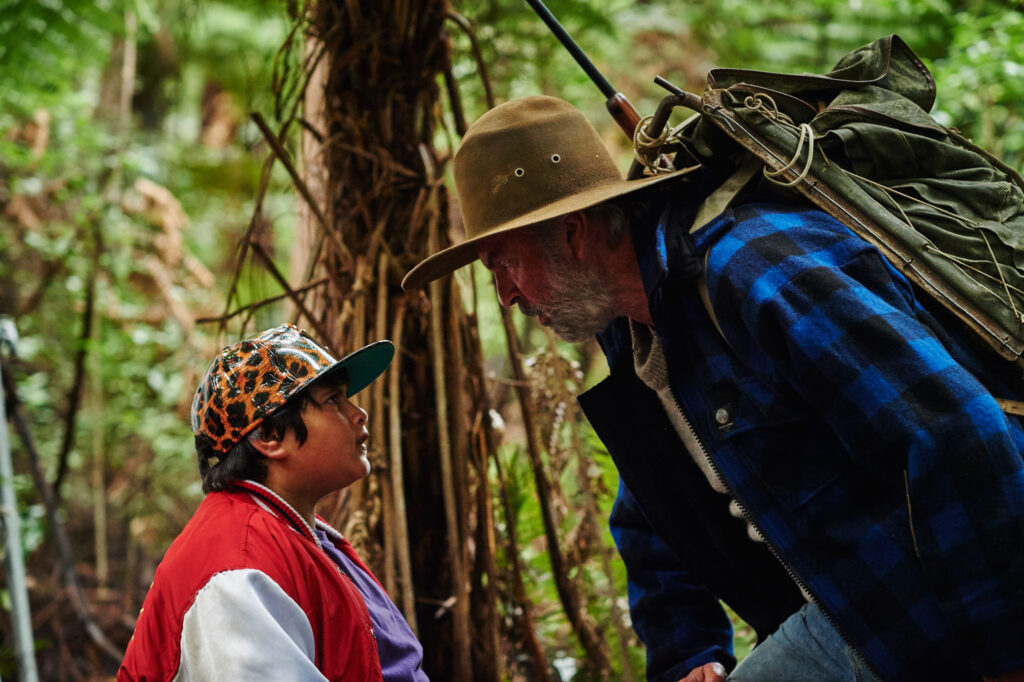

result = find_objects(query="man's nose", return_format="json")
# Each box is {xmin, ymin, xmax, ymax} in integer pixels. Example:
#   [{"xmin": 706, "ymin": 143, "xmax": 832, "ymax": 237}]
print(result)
[{"xmin": 493, "ymin": 271, "xmax": 520, "ymax": 308}]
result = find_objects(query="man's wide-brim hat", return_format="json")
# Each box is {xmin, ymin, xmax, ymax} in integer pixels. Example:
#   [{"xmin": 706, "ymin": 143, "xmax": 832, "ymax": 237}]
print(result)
[
  {"xmin": 402, "ymin": 95, "xmax": 690, "ymax": 290},
  {"xmin": 191, "ymin": 324, "xmax": 394, "ymax": 454}
]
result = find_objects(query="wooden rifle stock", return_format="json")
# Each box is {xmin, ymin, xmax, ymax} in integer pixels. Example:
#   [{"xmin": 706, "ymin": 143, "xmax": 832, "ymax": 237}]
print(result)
[{"xmin": 606, "ymin": 92, "xmax": 641, "ymax": 140}]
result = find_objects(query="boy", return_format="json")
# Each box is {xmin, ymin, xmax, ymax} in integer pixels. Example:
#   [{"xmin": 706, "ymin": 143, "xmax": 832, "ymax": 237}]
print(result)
[{"xmin": 119, "ymin": 324, "xmax": 428, "ymax": 681}]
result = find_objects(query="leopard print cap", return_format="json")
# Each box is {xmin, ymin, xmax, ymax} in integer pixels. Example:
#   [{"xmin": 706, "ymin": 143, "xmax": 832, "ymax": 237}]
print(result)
[{"xmin": 191, "ymin": 324, "xmax": 352, "ymax": 454}]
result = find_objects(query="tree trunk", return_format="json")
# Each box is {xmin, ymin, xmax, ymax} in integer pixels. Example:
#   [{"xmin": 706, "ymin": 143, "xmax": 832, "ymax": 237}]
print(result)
[
  {"xmin": 278, "ymin": 1, "xmax": 631, "ymax": 678},
  {"xmin": 91, "ymin": 317, "xmax": 109, "ymax": 598},
  {"xmin": 298, "ymin": 1, "xmax": 499, "ymax": 678}
]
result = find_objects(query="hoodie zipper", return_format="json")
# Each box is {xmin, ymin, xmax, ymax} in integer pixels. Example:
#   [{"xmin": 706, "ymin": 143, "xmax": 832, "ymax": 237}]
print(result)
[{"xmin": 665, "ymin": 384, "xmax": 885, "ymax": 681}]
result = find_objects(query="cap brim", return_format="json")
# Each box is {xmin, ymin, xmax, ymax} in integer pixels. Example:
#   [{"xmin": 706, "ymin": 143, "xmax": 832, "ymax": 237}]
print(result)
[
  {"xmin": 319, "ymin": 340, "xmax": 395, "ymax": 397},
  {"xmin": 401, "ymin": 167, "xmax": 696, "ymax": 290}
]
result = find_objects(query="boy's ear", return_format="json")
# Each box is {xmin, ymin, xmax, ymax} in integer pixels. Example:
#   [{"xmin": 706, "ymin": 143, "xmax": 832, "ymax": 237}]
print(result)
[{"xmin": 248, "ymin": 428, "xmax": 289, "ymax": 461}]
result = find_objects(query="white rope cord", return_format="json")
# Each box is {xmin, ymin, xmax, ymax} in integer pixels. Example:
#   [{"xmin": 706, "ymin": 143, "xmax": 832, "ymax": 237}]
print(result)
[
  {"xmin": 977, "ymin": 229, "xmax": 1021, "ymax": 322},
  {"xmin": 743, "ymin": 94, "xmax": 817, "ymax": 187},
  {"xmin": 762, "ymin": 123, "xmax": 817, "ymax": 187},
  {"xmin": 843, "ymin": 169, "xmax": 981, "ymax": 228},
  {"xmin": 924, "ymin": 245, "xmax": 1024, "ymax": 323},
  {"xmin": 633, "ymin": 114, "xmax": 675, "ymax": 174},
  {"xmin": 744, "ymin": 93, "xmax": 788, "ymax": 124},
  {"xmin": 923, "ymin": 245, "xmax": 1024, "ymax": 298},
  {"xmin": 843, "ymin": 168, "xmax": 1020, "ymax": 322}
]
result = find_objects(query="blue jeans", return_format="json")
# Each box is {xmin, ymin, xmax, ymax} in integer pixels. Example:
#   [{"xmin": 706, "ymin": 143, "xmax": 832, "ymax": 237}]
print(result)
[{"xmin": 728, "ymin": 603, "xmax": 883, "ymax": 682}]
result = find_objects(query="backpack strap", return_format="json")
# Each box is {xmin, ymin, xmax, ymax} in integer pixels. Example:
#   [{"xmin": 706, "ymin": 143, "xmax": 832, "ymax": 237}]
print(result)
[
  {"xmin": 996, "ymin": 398, "xmax": 1024, "ymax": 417},
  {"xmin": 691, "ymin": 158, "xmax": 762, "ymax": 342},
  {"xmin": 690, "ymin": 158, "xmax": 763, "ymax": 237}
]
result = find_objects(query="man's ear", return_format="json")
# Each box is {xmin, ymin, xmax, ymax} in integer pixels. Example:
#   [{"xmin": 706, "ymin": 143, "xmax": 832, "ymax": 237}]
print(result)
[
  {"xmin": 248, "ymin": 428, "xmax": 289, "ymax": 462},
  {"xmin": 562, "ymin": 210, "xmax": 588, "ymax": 262}
]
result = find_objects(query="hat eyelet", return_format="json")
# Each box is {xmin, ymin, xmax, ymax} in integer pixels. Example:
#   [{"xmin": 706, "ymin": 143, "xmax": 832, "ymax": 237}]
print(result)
[
  {"xmin": 514, "ymin": 167, "xmax": 525, "ymax": 177},
  {"xmin": 551, "ymin": 154, "xmax": 561, "ymax": 163}
]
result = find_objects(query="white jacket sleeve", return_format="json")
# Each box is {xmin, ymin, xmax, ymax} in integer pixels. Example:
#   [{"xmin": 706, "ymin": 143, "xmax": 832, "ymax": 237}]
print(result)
[{"xmin": 174, "ymin": 568, "xmax": 327, "ymax": 682}]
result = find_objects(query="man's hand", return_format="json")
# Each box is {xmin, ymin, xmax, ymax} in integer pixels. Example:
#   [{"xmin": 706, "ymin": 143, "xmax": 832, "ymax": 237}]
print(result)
[{"xmin": 678, "ymin": 661, "xmax": 727, "ymax": 682}]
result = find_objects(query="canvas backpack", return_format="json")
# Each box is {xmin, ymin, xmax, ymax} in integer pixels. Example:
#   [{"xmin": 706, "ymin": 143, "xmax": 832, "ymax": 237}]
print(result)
[{"xmin": 644, "ymin": 35, "xmax": 1024, "ymax": 401}]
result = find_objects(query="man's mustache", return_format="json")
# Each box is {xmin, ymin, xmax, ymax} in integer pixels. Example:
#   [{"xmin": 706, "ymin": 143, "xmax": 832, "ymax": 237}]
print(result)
[{"xmin": 518, "ymin": 301, "xmax": 543, "ymax": 317}]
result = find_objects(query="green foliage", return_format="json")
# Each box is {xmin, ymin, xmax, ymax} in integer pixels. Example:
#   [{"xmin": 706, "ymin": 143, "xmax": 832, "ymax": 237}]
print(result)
[
  {"xmin": 929, "ymin": 6, "xmax": 1024, "ymax": 169},
  {"xmin": 3, "ymin": 99, "xmax": 202, "ymax": 542},
  {"xmin": 1, "ymin": 0, "xmax": 295, "ymax": 562},
  {"xmin": 451, "ymin": 0, "xmax": 1024, "ymax": 174},
  {"xmin": 0, "ymin": 0, "xmax": 121, "ymax": 115}
]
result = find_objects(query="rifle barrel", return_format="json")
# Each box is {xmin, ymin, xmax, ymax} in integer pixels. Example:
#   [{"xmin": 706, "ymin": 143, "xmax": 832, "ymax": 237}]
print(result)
[
  {"xmin": 524, "ymin": 0, "xmax": 615, "ymax": 100},
  {"xmin": 524, "ymin": 0, "xmax": 641, "ymax": 139}
]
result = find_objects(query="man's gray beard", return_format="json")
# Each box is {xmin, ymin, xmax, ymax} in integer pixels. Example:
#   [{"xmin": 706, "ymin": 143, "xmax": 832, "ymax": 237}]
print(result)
[{"xmin": 520, "ymin": 257, "xmax": 620, "ymax": 342}]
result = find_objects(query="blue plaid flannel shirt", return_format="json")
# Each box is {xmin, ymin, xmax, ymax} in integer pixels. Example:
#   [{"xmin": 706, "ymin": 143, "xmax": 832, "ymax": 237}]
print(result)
[{"xmin": 597, "ymin": 199, "xmax": 1024, "ymax": 681}]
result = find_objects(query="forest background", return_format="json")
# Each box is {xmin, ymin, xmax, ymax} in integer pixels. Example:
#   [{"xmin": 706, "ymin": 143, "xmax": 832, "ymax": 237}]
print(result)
[{"xmin": 1, "ymin": 0, "xmax": 1022, "ymax": 680}]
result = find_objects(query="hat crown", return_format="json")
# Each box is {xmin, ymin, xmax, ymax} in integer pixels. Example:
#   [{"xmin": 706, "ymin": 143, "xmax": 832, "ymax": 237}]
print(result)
[
  {"xmin": 400, "ymin": 96, "xmax": 692, "ymax": 290},
  {"xmin": 454, "ymin": 95, "xmax": 624, "ymax": 240},
  {"xmin": 191, "ymin": 324, "xmax": 340, "ymax": 454}
]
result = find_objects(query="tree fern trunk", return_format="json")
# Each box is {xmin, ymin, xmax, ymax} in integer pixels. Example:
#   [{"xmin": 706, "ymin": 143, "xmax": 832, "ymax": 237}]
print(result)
[{"xmin": 301, "ymin": 1, "xmax": 499, "ymax": 677}]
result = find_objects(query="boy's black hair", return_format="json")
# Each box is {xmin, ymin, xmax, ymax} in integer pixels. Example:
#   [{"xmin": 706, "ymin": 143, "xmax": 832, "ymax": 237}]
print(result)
[{"xmin": 195, "ymin": 369, "xmax": 348, "ymax": 494}]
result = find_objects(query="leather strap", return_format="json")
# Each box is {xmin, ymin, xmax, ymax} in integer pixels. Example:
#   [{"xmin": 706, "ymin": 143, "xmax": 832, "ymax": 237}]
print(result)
[
  {"xmin": 997, "ymin": 398, "xmax": 1024, "ymax": 416},
  {"xmin": 692, "ymin": 158, "xmax": 762, "ymax": 340},
  {"xmin": 690, "ymin": 158, "xmax": 762, "ymax": 235}
]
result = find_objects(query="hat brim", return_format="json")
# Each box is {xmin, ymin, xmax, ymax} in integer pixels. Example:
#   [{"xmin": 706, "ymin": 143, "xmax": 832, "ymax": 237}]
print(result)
[
  {"xmin": 318, "ymin": 340, "xmax": 395, "ymax": 397},
  {"xmin": 401, "ymin": 167, "xmax": 696, "ymax": 290}
]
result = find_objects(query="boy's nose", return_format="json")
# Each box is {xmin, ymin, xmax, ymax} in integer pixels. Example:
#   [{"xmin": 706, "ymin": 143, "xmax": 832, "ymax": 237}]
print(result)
[{"xmin": 345, "ymin": 401, "xmax": 368, "ymax": 427}]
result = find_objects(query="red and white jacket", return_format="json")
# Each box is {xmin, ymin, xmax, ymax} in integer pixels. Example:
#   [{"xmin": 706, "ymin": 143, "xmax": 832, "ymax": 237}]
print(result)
[{"xmin": 119, "ymin": 482, "xmax": 383, "ymax": 681}]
